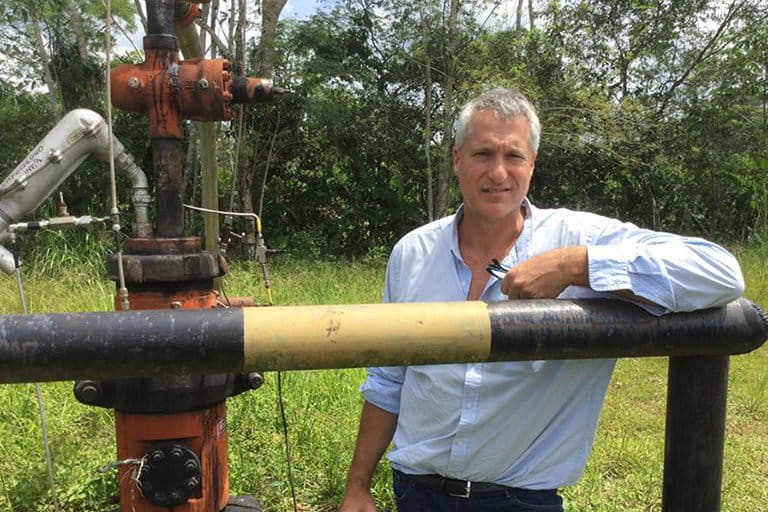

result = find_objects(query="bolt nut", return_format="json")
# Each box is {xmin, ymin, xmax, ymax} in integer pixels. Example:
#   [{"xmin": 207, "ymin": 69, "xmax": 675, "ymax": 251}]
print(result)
[
  {"xmin": 198, "ymin": 78, "xmax": 209, "ymax": 89},
  {"xmin": 170, "ymin": 447, "xmax": 184, "ymax": 460},
  {"xmin": 222, "ymin": 70, "xmax": 230, "ymax": 81},
  {"xmin": 74, "ymin": 381, "xmax": 101, "ymax": 404},
  {"xmin": 127, "ymin": 77, "xmax": 142, "ymax": 90},
  {"xmin": 170, "ymin": 301, "xmax": 183, "ymax": 309},
  {"xmin": 247, "ymin": 372, "xmax": 264, "ymax": 389},
  {"xmin": 184, "ymin": 459, "xmax": 198, "ymax": 472},
  {"xmin": 153, "ymin": 491, "xmax": 167, "ymax": 505},
  {"xmin": 185, "ymin": 477, "xmax": 199, "ymax": 490},
  {"xmin": 48, "ymin": 149, "xmax": 63, "ymax": 163},
  {"xmin": 151, "ymin": 450, "xmax": 165, "ymax": 463}
]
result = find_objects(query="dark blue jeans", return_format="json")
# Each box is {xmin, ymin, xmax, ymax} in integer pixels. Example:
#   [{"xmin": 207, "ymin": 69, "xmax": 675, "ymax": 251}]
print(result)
[{"xmin": 393, "ymin": 470, "xmax": 564, "ymax": 512}]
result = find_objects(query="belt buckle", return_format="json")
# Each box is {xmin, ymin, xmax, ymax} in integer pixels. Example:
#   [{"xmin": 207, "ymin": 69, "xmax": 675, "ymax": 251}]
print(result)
[{"xmin": 448, "ymin": 480, "xmax": 471, "ymax": 499}]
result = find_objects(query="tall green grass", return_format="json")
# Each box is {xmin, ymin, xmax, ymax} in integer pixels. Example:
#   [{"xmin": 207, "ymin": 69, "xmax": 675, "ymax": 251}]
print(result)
[{"xmin": 0, "ymin": 250, "xmax": 765, "ymax": 511}]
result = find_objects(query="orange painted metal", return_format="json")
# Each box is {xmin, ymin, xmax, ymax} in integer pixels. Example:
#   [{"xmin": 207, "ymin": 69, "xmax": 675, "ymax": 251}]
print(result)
[
  {"xmin": 114, "ymin": 236, "xmax": 228, "ymax": 512},
  {"xmin": 115, "ymin": 404, "xmax": 229, "ymax": 512},
  {"xmin": 174, "ymin": 3, "xmax": 202, "ymax": 28},
  {"xmin": 114, "ymin": 287, "xmax": 219, "ymax": 310},
  {"xmin": 111, "ymin": 52, "xmax": 234, "ymax": 139}
]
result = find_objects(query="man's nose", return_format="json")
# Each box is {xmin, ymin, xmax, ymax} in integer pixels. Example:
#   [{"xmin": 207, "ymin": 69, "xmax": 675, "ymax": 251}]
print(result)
[{"xmin": 487, "ymin": 155, "xmax": 507, "ymax": 183}]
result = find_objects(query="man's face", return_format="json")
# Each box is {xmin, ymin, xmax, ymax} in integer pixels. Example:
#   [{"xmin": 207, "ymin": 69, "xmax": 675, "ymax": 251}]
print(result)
[{"xmin": 453, "ymin": 110, "xmax": 536, "ymax": 224}]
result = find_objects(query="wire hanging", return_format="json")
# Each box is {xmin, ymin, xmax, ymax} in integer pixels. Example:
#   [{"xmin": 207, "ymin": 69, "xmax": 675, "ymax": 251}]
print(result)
[{"xmin": 104, "ymin": 0, "xmax": 130, "ymax": 311}]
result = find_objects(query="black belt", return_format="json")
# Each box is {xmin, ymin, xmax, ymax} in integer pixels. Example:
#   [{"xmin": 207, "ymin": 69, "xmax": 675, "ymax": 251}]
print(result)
[{"xmin": 400, "ymin": 471, "xmax": 516, "ymax": 498}]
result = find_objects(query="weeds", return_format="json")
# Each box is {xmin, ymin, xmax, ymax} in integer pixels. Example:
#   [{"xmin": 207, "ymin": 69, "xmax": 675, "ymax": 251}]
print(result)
[{"xmin": 0, "ymin": 248, "xmax": 765, "ymax": 511}]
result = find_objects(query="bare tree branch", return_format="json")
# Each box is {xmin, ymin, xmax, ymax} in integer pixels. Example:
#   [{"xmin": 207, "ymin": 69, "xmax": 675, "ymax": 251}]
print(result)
[
  {"xmin": 195, "ymin": 18, "xmax": 231, "ymax": 59},
  {"xmin": 133, "ymin": 0, "xmax": 147, "ymax": 32},
  {"xmin": 656, "ymin": 0, "xmax": 745, "ymax": 116}
]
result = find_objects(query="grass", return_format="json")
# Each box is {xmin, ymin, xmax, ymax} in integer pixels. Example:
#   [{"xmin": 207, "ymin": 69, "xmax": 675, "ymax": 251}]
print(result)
[{"xmin": 0, "ymin": 251, "xmax": 765, "ymax": 511}]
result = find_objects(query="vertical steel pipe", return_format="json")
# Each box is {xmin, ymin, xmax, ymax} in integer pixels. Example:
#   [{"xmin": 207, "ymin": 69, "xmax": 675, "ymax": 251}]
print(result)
[
  {"xmin": 152, "ymin": 139, "xmax": 185, "ymax": 237},
  {"xmin": 663, "ymin": 355, "xmax": 729, "ymax": 512},
  {"xmin": 146, "ymin": 0, "xmax": 176, "ymax": 35}
]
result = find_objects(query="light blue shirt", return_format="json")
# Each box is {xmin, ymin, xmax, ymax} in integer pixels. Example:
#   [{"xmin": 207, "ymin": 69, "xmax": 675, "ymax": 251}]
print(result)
[{"xmin": 361, "ymin": 200, "xmax": 744, "ymax": 490}]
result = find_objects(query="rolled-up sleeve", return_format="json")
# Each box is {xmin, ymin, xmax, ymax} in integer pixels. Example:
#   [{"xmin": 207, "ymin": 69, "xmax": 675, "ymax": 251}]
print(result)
[
  {"xmin": 360, "ymin": 366, "xmax": 406, "ymax": 414},
  {"xmin": 360, "ymin": 240, "xmax": 407, "ymax": 414},
  {"xmin": 587, "ymin": 221, "xmax": 745, "ymax": 314}
]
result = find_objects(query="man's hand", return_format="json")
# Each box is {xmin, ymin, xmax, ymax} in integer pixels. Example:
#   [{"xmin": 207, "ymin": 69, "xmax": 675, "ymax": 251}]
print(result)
[
  {"xmin": 338, "ymin": 402, "xmax": 397, "ymax": 512},
  {"xmin": 501, "ymin": 246, "xmax": 589, "ymax": 299},
  {"xmin": 338, "ymin": 487, "xmax": 378, "ymax": 512}
]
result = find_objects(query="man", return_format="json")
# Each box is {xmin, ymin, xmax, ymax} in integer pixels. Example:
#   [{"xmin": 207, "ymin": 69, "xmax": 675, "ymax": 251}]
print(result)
[{"xmin": 338, "ymin": 88, "xmax": 744, "ymax": 512}]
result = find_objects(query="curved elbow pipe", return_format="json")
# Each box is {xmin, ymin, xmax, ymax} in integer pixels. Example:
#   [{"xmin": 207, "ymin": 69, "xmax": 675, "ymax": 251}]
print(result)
[{"xmin": 0, "ymin": 109, "xmax": 152, "ymax": 273}]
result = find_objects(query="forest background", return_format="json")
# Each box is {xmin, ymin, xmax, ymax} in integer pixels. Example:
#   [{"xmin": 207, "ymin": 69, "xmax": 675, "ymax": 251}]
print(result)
[{"xmin": 0, "ymin": 0, "xmax": 766, "ymax": 259}]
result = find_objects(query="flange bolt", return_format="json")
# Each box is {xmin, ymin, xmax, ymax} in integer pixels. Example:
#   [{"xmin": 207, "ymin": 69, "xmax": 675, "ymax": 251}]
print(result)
[{"xmin": 74, "ymin": 380, "xmax": 101, "ymax": 404}]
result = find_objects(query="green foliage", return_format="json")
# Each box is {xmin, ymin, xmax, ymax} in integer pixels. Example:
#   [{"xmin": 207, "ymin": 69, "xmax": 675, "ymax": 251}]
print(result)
[{"xmin": 1, "ymin": 0, "xmax": 767, "ymax": 254}]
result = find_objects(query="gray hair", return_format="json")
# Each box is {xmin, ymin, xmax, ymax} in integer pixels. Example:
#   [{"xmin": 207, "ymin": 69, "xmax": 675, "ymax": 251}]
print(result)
[{"xmin": 454, "ymin": 88, "xmax": 541, "ymax": 153}]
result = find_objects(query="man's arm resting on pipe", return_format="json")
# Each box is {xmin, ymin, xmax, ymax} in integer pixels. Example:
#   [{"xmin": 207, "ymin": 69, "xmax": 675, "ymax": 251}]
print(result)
[{"xmin": 339, "ymin": 401, "xmax": 398, "ymax": 512}]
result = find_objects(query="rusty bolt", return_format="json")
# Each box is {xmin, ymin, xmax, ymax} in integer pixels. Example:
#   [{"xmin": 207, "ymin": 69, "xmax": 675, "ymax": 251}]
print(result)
[
  {"xmin": 222, "ymin": 70, "xmax": 230, "ymax": 81},
  {"xmin": 222, "ymin": 91, "xmax": 233, "ymax": 102},
  {"xmin": 170, "ymin": 301, "xmax": 183, "ymax": 309},
  {"xmin": 127, "ymin": 77, "xmax": 141, "ymax": 90},
  {"xmin": 247, "ymin": 372, "xmax": 265, "ymax": 389},
  {"xmin": 198, "ymin": 78, "xmax": 209, "ymax": 90}
]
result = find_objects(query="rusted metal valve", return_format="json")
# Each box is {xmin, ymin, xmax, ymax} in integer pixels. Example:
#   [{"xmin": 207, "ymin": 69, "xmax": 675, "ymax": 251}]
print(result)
[{"xmin": 112, "ymin": 56, "xmax": 285, "ymax": 139}]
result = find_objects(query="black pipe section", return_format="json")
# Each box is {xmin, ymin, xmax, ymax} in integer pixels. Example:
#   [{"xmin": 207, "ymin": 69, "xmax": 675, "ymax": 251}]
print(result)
[
  {"xmin": 0, "ymin": 298, "xmax": 764, "ymax": 384},
  {"xmin": 146, "ymin": 0, "xmax": 176, "ymax": 35},
  {"xmin": 663, "ymin": 355, "xmax": 730, "ymax": 512},
  {"xmin": 152, "ymin": 139, "xmax": 185, "ymax": 237},
  {"xmin": 487, "ymin": 298, "xmax": 767, "ymax": 359},
  {"xmin": 0, "ymin": 307, "xmax": 243, "ymax": 384}
]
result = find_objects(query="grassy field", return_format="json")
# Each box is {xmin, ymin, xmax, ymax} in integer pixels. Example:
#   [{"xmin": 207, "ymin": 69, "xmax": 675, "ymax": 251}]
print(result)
[{"xmin": 0, "ymin": 252, "xmax": 765, "ymax": 511}]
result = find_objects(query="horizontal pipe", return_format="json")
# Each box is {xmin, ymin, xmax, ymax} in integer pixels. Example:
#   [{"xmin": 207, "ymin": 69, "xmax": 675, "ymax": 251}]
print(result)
[{"xmin": 0, "ymin": 298, "xmax": 764, "ymax": 384}]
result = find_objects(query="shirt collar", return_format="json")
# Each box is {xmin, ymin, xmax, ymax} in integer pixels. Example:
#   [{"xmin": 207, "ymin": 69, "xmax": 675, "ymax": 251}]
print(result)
[{"xmin": 449, "ymin": 198, "xmax": 533, "ymax": 265}]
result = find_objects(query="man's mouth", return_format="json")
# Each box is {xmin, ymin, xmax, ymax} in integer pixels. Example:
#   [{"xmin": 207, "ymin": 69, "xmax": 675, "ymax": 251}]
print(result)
[{"xmin": 481, "ymin": 187, "xmax": 511, "ymax": 193}]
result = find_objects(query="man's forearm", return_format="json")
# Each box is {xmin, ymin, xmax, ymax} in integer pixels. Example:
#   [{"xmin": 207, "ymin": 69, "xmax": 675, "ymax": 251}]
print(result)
[{"xmin": 345, "ymin": 400, "xmax": 398, "ymax": 492}]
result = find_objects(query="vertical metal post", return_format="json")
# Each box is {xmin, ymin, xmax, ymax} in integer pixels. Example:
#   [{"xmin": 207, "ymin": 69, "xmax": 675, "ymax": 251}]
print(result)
[
  {"xmin": 146, "ymin": 0, "xmax": 176, "ymax": 35},
  {"xmin": 144, "ymin": 0, "xmax": 184, "ymax": 237},
  {"xmin": 152, "ymin": 139, "xmax": 185, "ymax": 237},
  {"xmin": 663, "ymin": 355, "xmax": 729, "ymax": 512}
]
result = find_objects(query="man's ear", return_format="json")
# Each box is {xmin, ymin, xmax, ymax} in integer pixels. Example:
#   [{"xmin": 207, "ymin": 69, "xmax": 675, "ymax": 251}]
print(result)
[{"xmin": 453, "ymin": 147, "xmax": 461, "ymax": 176}]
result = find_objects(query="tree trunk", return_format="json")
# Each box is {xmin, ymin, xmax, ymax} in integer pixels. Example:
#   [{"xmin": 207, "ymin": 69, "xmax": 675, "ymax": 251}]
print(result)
[
  {"xmin": 210, "ymin": 0, "xmax": 220, "ymax": 58},
  {"xmin": 528, "ymin": 0, "xmax": 535, "ymax": 30},
  {"xmin": 65, "ymin": 0, "xmax": 88, "ymax": 60},
  {"xmin": 436, "ymin": 0, "xmax": 459, "ymax": 218},
  {"xmin": 516, "ymin": 0, "xmax": 524, "ymax": 31},
  {"xmin": 27, "ymin": 1, "xmax": 62, "ymax": 120},
  {"xmin": 133, "ymin": 0, "xmax": 147, "ymax": 31},
  {"xmin": 256, "ymin": 0, "xmax": 288, "ymax": 77},
  {"xmin": 64, "ymin": 0, "xmax": 98, "ymax": 108},
  {"xmin": 420, "ymin": 2, "xmax": 434, "ymax": 222},
  {"xmin": 240, "ymin": 0, "xmax": 287, "ymax": 258}
]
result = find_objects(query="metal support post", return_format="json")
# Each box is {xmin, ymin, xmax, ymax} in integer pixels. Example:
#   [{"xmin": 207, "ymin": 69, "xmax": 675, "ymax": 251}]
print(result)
[{"xmin": 663, "ymin": 355, "xmax": 730, "ymax": 512}]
